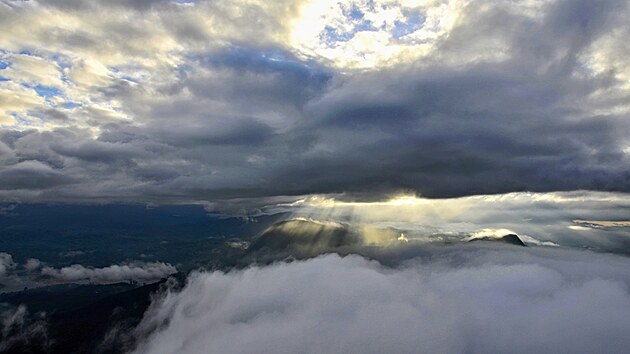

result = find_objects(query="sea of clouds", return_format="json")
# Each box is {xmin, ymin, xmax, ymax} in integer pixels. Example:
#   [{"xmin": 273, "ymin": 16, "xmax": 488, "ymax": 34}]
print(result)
[{"xmin": 132, "ymin": 245, "xmax": 630, "ymax": 354}]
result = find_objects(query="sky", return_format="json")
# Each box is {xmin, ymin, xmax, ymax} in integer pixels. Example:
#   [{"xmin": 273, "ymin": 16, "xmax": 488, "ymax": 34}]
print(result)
[
  {"xmin": 3, "ymin": 2, "xmax": 630, "ymax": 353},
  {"xmin": 0, "ymin": 0, "xmax": 629, "ymax": 206}
]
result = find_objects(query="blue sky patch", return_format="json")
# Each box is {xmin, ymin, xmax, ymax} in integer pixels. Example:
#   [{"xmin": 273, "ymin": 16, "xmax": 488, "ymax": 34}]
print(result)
[
  {"xmin": 62, "ymin": 101, "xmax": 81, "ymax": 109},
  {"xmin": 345, "ymin": 4, "xmax": 364, "ymax": 20},
  {"xmin": 122, "ymin": 75, "xmax": 139, "ymax": 83},
  {"xmin": 322, "ymin": 26, "xmax": 355, "ymax": 43},
  {"xmin": 192, "ymin": 45, "xmax": 332, "ymax": 92},
  {"xmin": 392, "ymin": 14, "xmax": 426, "ymax": 39},
  {"xmin": 34, "ymin": 85, "xmax": 62, "ymax": 99},
  {"xmin": 320, "ymin": 19, "xmax": 377, "ymax": 45}
]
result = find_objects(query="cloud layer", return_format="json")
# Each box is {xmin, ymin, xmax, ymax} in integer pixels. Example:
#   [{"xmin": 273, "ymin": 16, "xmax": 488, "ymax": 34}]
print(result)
[
  {"xmin": 0, "ymin": 253, "xmax": 176, "ymax": 291},
  {"xmin": 133, "ymin": 248, "xmax": 630, "ymax": 354},
  {"xmin": 268, "ymin": 191, "xmax": 630, "ymax": 255},
  {"xmin": 40, "ymin": 262, "xmax": 177, "ymax": 284},
  {"xmin": 0, "ymin": 0, "xmax": 629, "ymax": 203}
]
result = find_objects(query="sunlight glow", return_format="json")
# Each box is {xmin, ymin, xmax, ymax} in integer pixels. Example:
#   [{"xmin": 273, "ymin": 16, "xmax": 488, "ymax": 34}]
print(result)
[
  {"xmin": 272, "ymin": 191, "xmax": 630, "ymax": 248},
  {"xmin": 288, "ymin": 0, "xmax": 467, "ymax": 69}
]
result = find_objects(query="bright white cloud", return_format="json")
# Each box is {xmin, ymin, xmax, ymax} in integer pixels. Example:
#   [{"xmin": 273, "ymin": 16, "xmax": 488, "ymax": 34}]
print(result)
[
  {"xmin": 0, "ymin": 53, "xmax": 63, "ymax": 88},
  {"xmin": 470, "ymin": 228, "xmax": 518, "ymax": 239},
  {"xmin": 287, "ymin": 0, "xmax": 563, "ymax": 69},
  {"xmin": 133, "ymin": 250, "xmax": 630, "ymax": 354},
  {"xmin": 289, "ymin": 0, "xmax": 466, "ymax": 69},
  {"xmin": 0, "ymin": 81, "xmax": 45, "ymax": 125}
]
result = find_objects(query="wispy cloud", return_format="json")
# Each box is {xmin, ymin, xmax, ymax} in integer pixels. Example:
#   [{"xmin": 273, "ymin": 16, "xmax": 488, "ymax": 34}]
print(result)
[{"xmin": 573, "ymin": 220, "xmax": 630, "ymax": 228}]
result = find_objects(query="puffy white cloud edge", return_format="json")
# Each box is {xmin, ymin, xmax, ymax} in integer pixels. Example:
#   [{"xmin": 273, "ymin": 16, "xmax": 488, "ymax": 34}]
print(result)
[{"xmin": 133, "ymin": 249, "xmax": 630, "ymax": 354}]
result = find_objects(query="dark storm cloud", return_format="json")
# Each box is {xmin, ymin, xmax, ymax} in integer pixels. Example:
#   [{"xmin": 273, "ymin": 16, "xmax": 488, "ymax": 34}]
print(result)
[
  {"xmin": 151, "ymin": 115, "xmax": 276, "ymax": 147},
  {"xmin": 0, "ymin": 161, "xmax": 74, "ymax": 190},
  {"xmin": 282, "ymin": 64, "xmax": 629, "ymax": 198},
  {"xmin": 0, "ymin": 0, "xmax": 629, "ymax": 203}
]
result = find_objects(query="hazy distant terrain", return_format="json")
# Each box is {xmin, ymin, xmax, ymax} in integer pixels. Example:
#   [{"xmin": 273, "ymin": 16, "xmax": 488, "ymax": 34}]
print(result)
[{"xmin": 2, "ymin": 203, "xmax": 630, "ymax": 353}]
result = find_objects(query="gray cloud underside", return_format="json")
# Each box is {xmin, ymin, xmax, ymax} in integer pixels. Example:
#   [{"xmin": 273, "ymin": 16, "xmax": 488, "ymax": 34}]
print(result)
[
  {"xmin": 1, "ymin": 0, "xmax": 630, "ymax": 203},
  {"xmin": 132, "ymin": 247, "xmax": 630, "ymax": 354}
]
